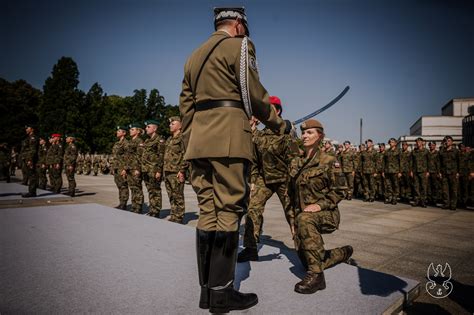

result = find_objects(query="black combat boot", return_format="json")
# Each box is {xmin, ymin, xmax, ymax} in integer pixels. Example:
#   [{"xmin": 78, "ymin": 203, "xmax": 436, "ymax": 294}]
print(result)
[
  {"xmin": 237, "ymin": 247, "xmax": 258, "ymax": 262},
  {"xmin": 208, "ymin": 231, "xmax": 258, "ymax": 313},
  {"xmin": 196, "ymin": 229, "xmax": 215, "ymax": 309},
  {"xmin": 21, "ymin": 192, "xmax": 36, "ymax": 198},
  {"xmin": 69, "ymin": 190, "xmax": 75, "ymax": 197},
  {"xmin": 115, "ymin": 204, "xmax": 127, "ymax": 210},
  {"xmin": 294, "ymin": 271, "xmax": 326, "ymax": 294}
]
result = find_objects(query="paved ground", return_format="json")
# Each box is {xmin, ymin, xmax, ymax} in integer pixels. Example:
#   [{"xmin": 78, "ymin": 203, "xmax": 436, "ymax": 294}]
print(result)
[{"xmin": 3, "ymin": 172, "xmax": 474, "ymax": 314}]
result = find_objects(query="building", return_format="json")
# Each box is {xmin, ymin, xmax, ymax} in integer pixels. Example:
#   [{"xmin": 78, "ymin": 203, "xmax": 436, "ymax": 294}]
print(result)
[{"xmin": 462, "ymin": 105, "xmax": 474, "ymax": 147}]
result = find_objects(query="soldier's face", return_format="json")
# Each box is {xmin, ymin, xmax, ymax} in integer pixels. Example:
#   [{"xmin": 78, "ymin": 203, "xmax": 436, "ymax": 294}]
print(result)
[
  {"xmin": 146, "ymin": 124, "xmax": 157, "ymax": 135},
  {"xmin": 25, "ymin": 127, "xmax": 32, "ymax": 134},
  {"xmin": 116, "ymin": 130, "xmax": 126, "ymax": 138},
  {"xmin": 129, "ymin": 128, "xmax": 138, "ymax": 137},
  {"xmin": 446, "ymin": 139, "xmax": 453, "ymax": 147},
  {"xmin": 367, "ymin": 141, "xmax": 373, "ymax": 149},
  {"xmin": 301, "ymin": 128, "xmax": 322, "ymax": 148},
  {"xmin": 416, "ymin": 140, "xmax": 423, "ymax": 148},
  {"xmin": 169, "ymin": 121, "xmax": 181, "ymax": 133},
  {"xmin": 389, "ymin": 140, "xmax": 396, "ymax": 148},
  {"xmin": 344, "ymin": 143, "xmax": 350, "ymax": 150},
  {"xmin": 39, "ymin": 139, "xmax": 45, "ymax": 145}
]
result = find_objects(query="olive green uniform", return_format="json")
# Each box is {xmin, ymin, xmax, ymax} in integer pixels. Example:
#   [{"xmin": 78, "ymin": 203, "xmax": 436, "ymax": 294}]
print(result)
[
  {"xmin": 92, "ymin": 155, "xmax": 100, "ymax": 175},
  {"xmin": 458, "ymin": 150, "xmax": 470, "ymax": 207},
  {"xmin": 125, "ymin": 137, "xmax": 144, "ymax": 213},
  {"xmin": 21, "ymin": 134, "xmax": 39, "ymax": 194},
  {"xmin": 439, "ymin": 147, "xmax": 459, "ymax": 209},
  {"xmin": 112, "ymin": 138, "xmax": 129, "ymax": 208},
  {"xmin": 361, "ymin": 148, "xmax": 377, "ymax": 200},
  {"xmin": 63, "ymin": 142, "xmax": 78, "ymax": 195},
  {"xmin": 141, "ymin": 134, "xmax": 164, "ymax": 217},
  {"xmin": 46, "ymin": 143, "xmax": 63, "ymax": 193},
  {"xmin": 427, "ymin": 149, "xmax": 441, "ymax": 204},
  {"xmin": 339, "ymin": 149, "xmax": 355, "ymax": 199},
  {"xmin": 383, "ymin": 147, "xmax": 401, "ymax": 203},
  {"xmin": 375, "ymin": 150, "xmax": 385, "ymax": 200},
  {"xmin": 83, "ymin": 155, "xmax": 92, "ymax": 175},
  {"xmin": 411, "ymin": 147, "xmax": 429, "ymax": 204},
  {"xmin": 37, "ymin": 142, "xmax": 48, "ymax": 189},
  {"xmin": 400, "ymin": 149, "xmax": 413, "ymax": 201}
]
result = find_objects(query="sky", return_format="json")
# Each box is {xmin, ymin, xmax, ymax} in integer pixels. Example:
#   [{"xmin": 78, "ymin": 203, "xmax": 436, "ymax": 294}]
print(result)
[{"xmin": 1, "ymin": 0, "xmax": 473, "ymax": 144}]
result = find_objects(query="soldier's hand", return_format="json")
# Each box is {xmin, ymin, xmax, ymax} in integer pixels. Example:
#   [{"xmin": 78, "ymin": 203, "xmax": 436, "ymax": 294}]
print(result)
[
  {"xmin": 67, "ymin": 165, "xmax": 74, "ymax": 171},
  {"xmin": 373, "ymin": 173, "xmax": 377, "ymax": 178},
  {"xmin": 439, "ymin": 173, "xmax": 442, "ymax": 179},
  {"xmin": 455, "ymin": 173, "xmax": 459, "ymax": 179},
  {"xmin": 398, "ymin": 172, "xmax": 402, "ymax": 178},
  {"xmin": 177, "ymin": 171, "xmax": 185, "ymax": 183},
  {"xmin": 426, "ymin": 172, "xmax": 430, "ymax": 178},
  {"xmin": 55, "ymin": 163, "xmax": 61, "ymax": 169},
  {"xmin": 155, "ymin": 172, "xmax": 161, "ymax": 180},
  {"xmin": 303, "ymin": 204, "xmax": 321, "ymax": 212}
]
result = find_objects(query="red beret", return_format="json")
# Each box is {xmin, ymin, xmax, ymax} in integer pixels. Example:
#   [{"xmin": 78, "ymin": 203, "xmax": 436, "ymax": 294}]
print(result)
[
  {"xmin": 51, "ymin": 133, "xmax": 61, "ymax": 138},
  {"xmin": 269, "ymin": 96, "xmax": 282, "ymax": 106}
]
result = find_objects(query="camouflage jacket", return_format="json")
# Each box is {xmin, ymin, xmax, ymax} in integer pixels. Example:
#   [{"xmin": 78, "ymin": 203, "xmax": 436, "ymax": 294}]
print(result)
[
  {"xmin": 38, "ymin": 144, "xmax": 48, "ymax": 165},
  {"xmin": 84, "ymin": 156, "xmax": 92, "ymax": 166},
  {"xmin": 21, "ymin": 134, "xmax": 39, "ymax": 163},
  {"xmin": 459, "ymin": 150, "xmax": 470, "ymax": 175},
  {"xmin": 288, "ymin": 149, "xmax": 342, "ymax": 227},
  {"xmin": 251, "ymin": 127, "xmax": 299, "ymax": 184},
  {"xmin": 125, "ymin": 136, "xmax": 144, "ymax": 171},
  {"xmin": 112, "ymin": 138, "xmax": 128, "ymax": 171},
  {"xmin": 164, "ymin": 133, "xmax": 189, "ymax": 173},
  {"xmin": 354, "ymin": 152, "xmax": 362, "ymax": 172},
  {"xmin": 384, "ymin": 147, "xmax": 400, "ymax": 173},
  {"xmin": 140, "ymin": 134, "xmax": 164, "ymax": 174},
  {"xmin": 427, "ymin": 150, "xmax": 440, "ymax": 173},
  {"xmin": 63, "ymin": 143, "xmax": 78, "ymax": 166},
  {"xmin": 439, "ymin": 147, "xmax": 459, "ymax": 175},
  {"xmin": 400, "ymin": 150, "xmax": 412, "ymax": 173},
  {"xmin": 339, "ymin": 149, "xmax": 355, "ymax": 173},
  {"xmin": 411, "ymin": 147, "xmax": 429, "ymax": 173},
  {"xmin": 376, "ymin": 151, "xmax": 385, "ymax": 172},
  {"xmin": 46, "ymin": 143, "xmax": 63, "ymax": 165},
  {"xmin": 361, "ymin": 148, "xmax": 377, "ymax": 174}
]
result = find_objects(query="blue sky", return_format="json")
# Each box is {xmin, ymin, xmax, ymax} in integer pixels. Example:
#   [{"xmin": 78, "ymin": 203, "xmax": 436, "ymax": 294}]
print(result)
[{"xmin": 1, "ymin": 0, "xmax": 473, "ymax": 144}]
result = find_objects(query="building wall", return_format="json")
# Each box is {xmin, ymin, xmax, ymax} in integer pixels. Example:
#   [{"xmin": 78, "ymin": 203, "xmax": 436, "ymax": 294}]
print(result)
[
  {"xmin": 463, "ymin": 114, "xmax": 474, "ymax": 147},
  {"xmin": 442, "ymin": 98, "xmax": 474, "ymax": 116},
  {"xmin": 409, "ymin": 116, "xmax": 464, "ymax": 136}
]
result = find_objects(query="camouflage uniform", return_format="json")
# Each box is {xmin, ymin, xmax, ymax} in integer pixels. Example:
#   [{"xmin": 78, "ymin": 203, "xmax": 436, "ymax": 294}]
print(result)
[
  {"xmin": 439, "ymin": 147, "xmax": 459, "ymax": 209},
  {"xmin": 400, "ymin": 149, "xmax": 413, "ymax": 201},
  {"xmin": 458, "ymin": 149, "xmax": 470, "ymax": 207},
  {"xmin": 353, "ymin": 151, "xmax": 363, "ymax": 198},
  {"xmin": 46, "ymin": 143, "xmax": 63, "ymax": 193},
  {"xmin": 243, "ymin": 128, "xmax": 299, "ymax": 249},
  {"xmin": 63, "ymin": 141, "xmax": 78, "ymax": 196},
  {"xmin": 37, "ymin": 142, "xmax": 48, "ymax": 189},
  {"xmin": 361, "ymin": 148, "xmax": 377, "ymax": 201},
  {"xmin": 427, "ymin": 149, "xmax": 441, "ymax": 205},
  {"xmin": 0, "ymin": 144, "xmax": 10, "ymax": 182},
  {"xmin": 339, "ymin": 149, "xmax": 355, "ymax": 199},
  {"xmin": 21, "ymin": 133, "xmax": 39, "ymax": 194},
  {"xmin": 411, "ymin": 147, "xmax": 429, "ymax": 205},
  {"xmin": 112, "ymin": 138, "xmax": 129, "ymax": 208},
  {"xmin": 141, "ymin": 134, "xmax": 164, "ymax": 217},
  {"xmin": 125, "ymin": 137, "xmax": 144, "ymax": 213},
  {"xmin": 76, "ymin": 154, "xmax": 83, "ymax": 175},
  {"xmin": 164, "ymin": 133, "xmax": 188, "ymax": 222},
  {"xmin": 383, "ymin": 147, "xmax": 400, "ymax": 203},
  {"xmin": 83, "ymin": 155, "xmax": 92, "ymax": 175},
  {"xmin": 375, "ymin": 150, "xmax": 385, "ymax": 200},
  {"xmin": 288, "ymin": 149, "xmax": 347, "ymax": 273},
  {"xmin": 19, "ymin": 138, "xmax": 29, "ymax": 185},
  {"xmin": 92, "ymin": 155, "xmax": 100, "ymax": 176}
]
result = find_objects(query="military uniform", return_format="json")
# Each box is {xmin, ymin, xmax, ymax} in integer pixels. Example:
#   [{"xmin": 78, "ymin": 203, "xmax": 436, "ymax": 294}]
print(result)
[
  {"xmin": 46, "ymin": 141, "xmax": 63, "ymax": 193},
  {"xmin": 112, "ymin": 135, "xmax": 129, "ymax": 209},
  {"xmin": 439, "ymin": 146, "xmax": 459, "ymax": 210},
  {"xmin": 361, "ymin": 147, "xmax": 377, "ymax": 201},
  {"xmin": 383, "ymin": 147, "xmax": 401, "ymax": 204},
  {"xmin": 125, "ymin": 134, "xmax": 144, "ymax": 214},
  {"xmin": 340, "ymin": 148, "xmax": 355, "ymax": 199},
  {"xmin": 427, "ymin": 149, "xmax": 441, "ymax": 205},
  {"xmin": 141, "ymin": 132, "xmax": 164, "ymax": 217},
  {"xmin": 458, "ymin": 149, "xmax": 470, "ymax": 208},
  {"xmin": 92, "ymin": 155, "xmax": 100, "ymax": 176},
  {"xmin": 63, "ymin": 139, "xmax": 78, "ymax": 196},
  {"xmin": 19, "ymin": 138, "xmax": 29, "ymax": 185},
  {"xmin": 164, "ymin": 131, "xmax": 188, "ymax": 222},
  {"xmin": 83, "ymin": 155, "xmax": 92, "ymax": 175},
  {"xmin": 400, "ymin": 148, "xmax": 413, "ymax": 201},
  {"xmin": 353, "ymin": 150, "xmax": 363, "ymax": 198},
  {"xmin": 375, "ymin": 149, "xmax": 385, "ymax": 200},
  {"xmin": 0, "ymin": 143, "xmax": 10, "ymax": 182},
  {"xmin": 21, "ymin": 131, "xmax": 39, "ymax": 196},
  {"xmin": 37, "ymin": 141, "xmax": 48, "ymax": 189},
  {"xmin": 76, "ymin": 154, "xmax": 83, "ymax": 175},
  {"xmin": 411, "ymin": 147, "xmax": 429, "ymax": 206}
]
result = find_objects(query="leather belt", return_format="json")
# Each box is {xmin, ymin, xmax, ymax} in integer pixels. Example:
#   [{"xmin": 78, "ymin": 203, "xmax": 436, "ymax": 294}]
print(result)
[{"xmin": 195, "ymin": 100, "xmax": 243, "ymax": 112}]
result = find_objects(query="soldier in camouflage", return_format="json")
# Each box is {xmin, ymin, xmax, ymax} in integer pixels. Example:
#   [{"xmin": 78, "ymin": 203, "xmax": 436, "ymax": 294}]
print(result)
[
  {"xmin": 353, "ymin": 144, "xmax": 364, "ymax": 198},
  {"xmin": 125, "ymin": 123, "xmax": 145, "ymax": 214},
  {"xmin": 361, "ymin": 139, "xmax": 377, "ymax": 202},
  {"xmin": 375, "ymin": 143, "xmax": 385, "ymax": 200},
  {"xmin": 112, "ymin": 126, "xmax": 130, "ymax": 210},
  {"xmin": 0, "ymin": 143, "xmax": 10, "ymax": 183},
  {"xmin": 21, "ymin": 124, "xmax": 39, "ymax": 197},
  {"xmin": 340, "ymin": 141, "xmax": 355, "ymax": 200},
  {"xmin": 76, "ymin": 153, "xmax": 84, "ymax": 175},
  {"xmin": 288, "ymin": 119, "xmax": 352, "ymax": 294},
  {"xmin": 399, "ymin": 141, "xmax": 413, "ymax": 202},
  {"xmin": 83, "ymin": 153, "xmax": 92, "ymax": 175},
  {"xmin": 411, "ymin": 137, "xmax": 429, "ymax": 207},
  {"xmin": 63, "ymin": 135, "xmax": 78, "ymax": 196},
  {"xmin": 427, "ymin": 141, "xmax": 441, "ymax": 205},
  {"xmin": 19, "ymin": 137, "xmax": 29, "ymax": 185},
  {"xmin": 141, "ymin": 120, "xmax": 164, "ymax": 217},
  {"xmin": 92, "ymin": 153, "xmax": 100, "ymax": 176},
  {"xmin": 163, "ymin": 116, "xmax": 188, "ymax": 223},
  {"xmin": 46, "ymin": 134, "xmax": 63, "ymax": 193},
  {"xmin": 439, "ymin": 136, "xmax": 459, "ymax": 210},
  {"xmin": 37, "ymin": 136, "xmax": 48, "ymax": 190},
  {"xmin": 238, "ymin": 96, "xmax": 299, "ymax": 262},
  {"xmin": 383, "ymin": 138, "xmax": 401, "ymax": 204},
  {"xmin": 457, "ymin": 144, "xmax": 470, "ymax": 209}
]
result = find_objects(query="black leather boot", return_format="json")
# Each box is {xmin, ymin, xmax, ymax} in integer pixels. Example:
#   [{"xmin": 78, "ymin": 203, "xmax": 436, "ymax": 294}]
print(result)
[
  {"xmin": 196, "ymin": 229, "xmax": 215, "ymax": 309},
  {"xmin": 208, "ymin": 231, "xmax": 258, "ymax": 313},
  {"xmin": 237, "ymin": 247, "xmax": 258, "ymax": 262}
]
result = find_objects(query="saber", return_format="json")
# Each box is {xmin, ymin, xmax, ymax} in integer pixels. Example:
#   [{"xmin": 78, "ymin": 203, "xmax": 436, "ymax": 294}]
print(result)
[{"xmin": 292, "ymin": 86, "xmax": 350, "ymax": 125}]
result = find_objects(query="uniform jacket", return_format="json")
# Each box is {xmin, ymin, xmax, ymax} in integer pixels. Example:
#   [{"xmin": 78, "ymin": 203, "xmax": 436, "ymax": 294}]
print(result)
[
  {"xmin": 439, "ymin": 147, "xmax": 459, "ymax": 175},
  {"xmin": 112, "ymin": 138, "xmax": 128, "ymax": 171},
  {"xmin": 63, "ymin": 143, "xmax": 78, "ymax": 166},
  {"xmin": 361, "ymin": 148, "xmax": 377, "ymax": 174},
  {"xmin": 427, "ymin": 150, "xmax": 440, "ymax": 173},
  {"xmin": 411, "ymin": 147, "xmax": 429, "ymax": 173},
  {"xmin": 384, "ymin": 147, "xmax": 401, "ymax": 173},
  {"xmin": 125, "ymin": 136, "xmax": 144, "ymax": 172},
  {"xmin": 46, "ymin": 143, "xmax": 63, "ymax": 165},
  {"xmin": 340, "ymin": 149, "xmax": 355, "ymax": 173},
  {"xmin": 140, "ymin": 134, "xmax": 164, "ymax": 174},
  {"xmin": 164, "ymin": 133, "xmax": 189, "ymax": 173}
]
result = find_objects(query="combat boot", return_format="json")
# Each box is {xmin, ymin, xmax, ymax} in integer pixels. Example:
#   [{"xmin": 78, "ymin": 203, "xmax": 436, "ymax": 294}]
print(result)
[
  {"xmin": 419, "ymin": 200, "xmax": 427, "ymax": 208},
  {"xmin": 196, "ymin": 229, "xmax": 215, "ymax": 309},
  {"xmin": 237, "ymin": 247, "xmax": 258, "ymax": 262},
  {"xmin": 208, "ymin": 231, "xmax": 258, "ymax": 313},
  {"xmin": 294, "ymin": 272, "xmax": 326, "ymax": 294},
  {"xmin": 21, "ymin": 192, "xmax": 36, "ymax": 198},
  {"xmin": 115, "ymin": 204, "xmax": 127, "ymax": 210},
  {"xmin": 391, "ymin": 199, "xmax": 397, "ymax": 205}
]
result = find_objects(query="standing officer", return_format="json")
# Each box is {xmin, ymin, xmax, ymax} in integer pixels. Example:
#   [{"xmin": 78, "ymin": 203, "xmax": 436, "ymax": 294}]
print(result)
[
  {"xmin": 164, "ymin": 116, "xmax": 188, "ymax": 223},
  {"xmin": 37, "ymin": 135, "xmax": 49, "ymax": 190},
  {"xmin": 46, "ymin": 134, "xmax": 63, "ymax": 193},
  {"xmin": 375, "ymin": 143, "xmax": 386, "ymax": 200},
  {"xmin": 179, "ymin": 7, "xmax": 291, "ymax": 313},
  {"xmin": 411, "ymin": 137, "xmax": 429, "ymax": 207},
  {"xmin": 354, "ymin": 144, "xmax": 365, "ymax": 198},
  {"xmin": 112, "ymin": 126, "xmax": 130, "ymax": 210},
  {"xmin": 427, "ymin": 141, "xmax": 441, "ymax": 205},
  {"xmin": 340, "ymin": 141, "xmax": 355, "ymax": 200},
  {"xmin": 141, "ymin": 120, "xmax": 164, "ymax": 217},
  {"xmin": 92, "ymin": 153, "xmax": 100, "ymax": 176},
  {"xmin": 439, "ymin": 136, "xmax": 459, "ymax": 210},
  {"xmin": 361, "ymin": 139, "xmax": 377, "ymax": 202},
  {"xmin": 125, "ymin": 123, "xmax": 145, "ymax": 214},
  {"xmin": 21, "ymin": 124, "xmax": 39, "ymax": 197},
  {"xmin": 383, "ymin": 138, "xmax": 401, "ymax": 204},
  {"xmin": 0, "ymin": 143, "xmax": 10, "ymax": 182},
  {"xmin": 400, "ymin": 141, "xmax": 413, "ymax": 202},
  {"xmin": 63, "ymin": 135, "xmax": 78, "ymax": 196}
]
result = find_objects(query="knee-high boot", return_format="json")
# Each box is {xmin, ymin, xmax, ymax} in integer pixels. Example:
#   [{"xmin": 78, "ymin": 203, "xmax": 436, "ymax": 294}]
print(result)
[
  {"xmin": 208, "ymin": 231, "xmax": 258, "ymax": 313},
  {"xmin": 196, "ymin": 229, "xmax": 215, "ymax": 309}
]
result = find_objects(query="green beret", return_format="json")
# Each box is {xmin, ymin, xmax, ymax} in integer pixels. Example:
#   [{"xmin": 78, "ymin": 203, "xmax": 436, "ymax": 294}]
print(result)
[
  {"xmin": 116, "ymin": 125, "xmax": 129, "ymax": 131},
  {"xmin": 129, "ymin": 122, "xmax": 143, "ymax": 129},
  {"xmin": 144, "ymin": 119, "xmax": 159, "ymax": 126},
  {"xmin": 168, "ymin": 116, "xmax": 181, "ymax": 123}
]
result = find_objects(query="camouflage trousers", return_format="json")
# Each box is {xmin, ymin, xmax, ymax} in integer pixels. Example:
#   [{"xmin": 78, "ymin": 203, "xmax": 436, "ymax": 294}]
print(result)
[
  {"xmin": 441, "ymin": 173, "xmax": 458, "ymax": 208},
  {"xmin": 164, "ymin": 172, "xmax": 185, "ymax": 223},
  {"xmin": 342, "ymin": 172, "xmax": 354, "ymax": 198},
  {"xmin": 26, "ymin": 164, "xmax": 37, "ymax": 194},
  {"xmin": 65, "ymin": 166, "xmax": 76, "ymax": 194},
  {"xmin": 294, "ymin": 209, "xmax": 342, "ymax": 273},
  {"xmin": 458, "ymin": 173, "xmax": 470, "ymax": 205},
  {"xmin": 114, "ymin": 170, "xmax": 129, "ymax": 207},
  {"xmin": 84, "ymin": 165, "xmax": 91, "ymax": 175},
  {"xmin": 127, "ymin": 170, "xmax": 144, "ymax": 213},
  {"xmin": 143, "ymin": 171, "xmax": 162, "ymax": 217},
  {"xmin": 243, "ymin": 177, "xmax": 291, "ymax": 248},
  {"xmin": 413, "ymin": 172, "xmax": 428, "ymax": 203},
  {"xmin": 399, "ymin": 172, "xmax": 412, "ymax": 200},
  {"xmin": 49, "ymin": 166, "xmax": 63, "ymax": 193},
  {"xmin": 384, "ymin": 173, "xmax": 399, "ymax": 201},
  {"xmin": 93, "ymin": 165, "xmax": 99, "ymax": 176},
  {"xmin": 362, "ymin": 173, "xmax": 376, "ymax": 199},
  {"xmin": 37, "ymin": 166, "xmax": 47, "ymax": 190},
  {"xmin": 354, "ymin": 172, "xmax": 363, "ymax": 197},
  {"xmin": 375, "ymin": 172, "xmax": 384, "ymax": 199},
  {"xmin": 427, "ymin": 173, "xmax": 441, "ymax": 204}
]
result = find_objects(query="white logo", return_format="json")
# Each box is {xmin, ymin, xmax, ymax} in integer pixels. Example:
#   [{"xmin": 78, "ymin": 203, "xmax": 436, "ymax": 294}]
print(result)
[{"xmin": 425, "ymin": 263, "xmax": 453, "ymax": 299}]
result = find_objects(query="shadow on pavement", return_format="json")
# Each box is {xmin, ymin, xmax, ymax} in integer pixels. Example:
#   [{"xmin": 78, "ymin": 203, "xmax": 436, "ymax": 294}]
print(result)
[{"xmin": 357, "ymin": 266, "xmax": 408, "ymax": 297}]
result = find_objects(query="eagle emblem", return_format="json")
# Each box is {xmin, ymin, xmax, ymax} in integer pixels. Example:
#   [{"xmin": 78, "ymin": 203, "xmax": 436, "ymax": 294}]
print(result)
[{"xmin": 425, "ymin": 263, "xmax": 453, "ymax": 299}]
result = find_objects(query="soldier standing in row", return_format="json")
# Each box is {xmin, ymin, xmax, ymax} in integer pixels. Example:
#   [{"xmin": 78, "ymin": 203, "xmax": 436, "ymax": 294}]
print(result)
[
  {"xmin": 458, "ymin": 144, "xmax": 470, "ymax": 208},
  {"xmin": 238, "ymin": 96, "xmax": 298, "ymax": 262},
  {"xmin": 411, "ymin": 137, "xmax": 429, "ymax": 207},
  {"xmin": 340, "ymin": 141, "xmax": 355, "ymax": 200},
  {"xmin": 37, "ymin": 136, "xmax": 48, "ymax": 190},
  {"xmin": 47, "ymin": 134, "xmax": 63, "ymax": 193},
  {"xmin": 112, "ymin": 126, "xmax": 129, "ymax": 210},
  {"xmin": 142, "ymin": 120, "xmax": 164, "ymax": 218},
  {"xmin": 19, "ymin": 136, "xmax": 29, "ymax": 185},
  {"xmin": 76, "ymin": 153, "xmax": 84, "ymax": 175},
  {"xmin": 10, "ymin": 147, "xmax": 19, "ymax": 176},
  {"xmin": 427, "ymin": 141, "xmax": 441, "ymax": 205},
  {"xmin": 353, "ymin": 144, "xmax": 364, "ymax": 198},
  {"xmin": 125, "ymin": 123, "xmax": 144, "ymax": 214},
  {"xmin": 84, "ymin": 153, "xmax": 92, "ymax": 175},
  {"xmin": 375, "ymin": 143, "xmax": 385, "ymax": 200},
  {"xmin": 399, "ymin": 141, "xmax": 412, "ymax": 202},
  {"xmin": 361, "ymin": 139, "xmax": 377, "ymax": 202},
  {"xmin": 439, "ymin": 136, "xmax": 459, "ymax": 210},
  {"xmin": 64, "ymin": 135, "xmax": 78, "ymax": 197},
  {"xmin": 21, "ymin": 124, "xmax": 39, "ymax": 197},
  {"xmin": 92, "ymin": 153, "xmax": 100, "ymax": 176},
  {"xmin": 383, "ymin": 138, "xmax": 400, "ymax": 204},
  {"xmin": 164, "ymin": 116, "xmax": 188, "ymax": 223}
]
